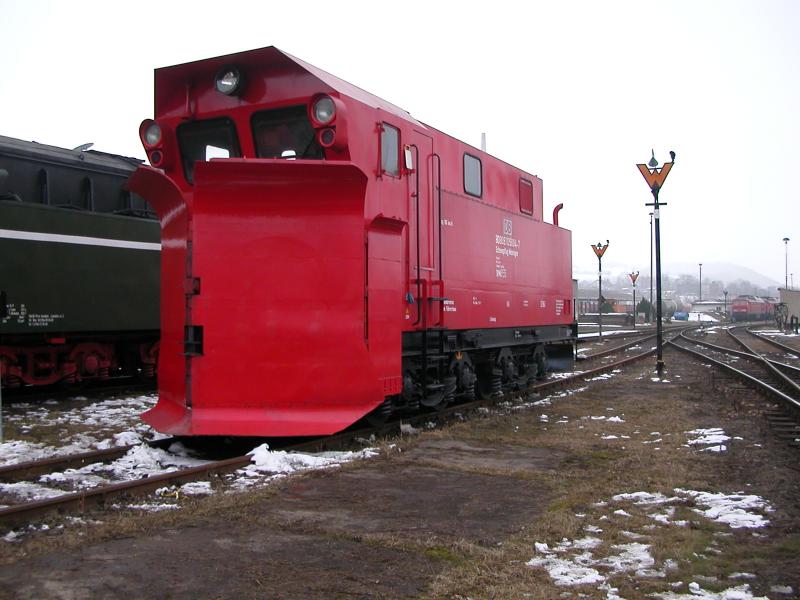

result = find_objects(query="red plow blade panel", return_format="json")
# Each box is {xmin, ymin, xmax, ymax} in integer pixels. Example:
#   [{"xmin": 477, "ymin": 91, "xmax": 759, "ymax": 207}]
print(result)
[
  {"xmin": 126, "ymin": 167, "xmax": 189, "ymax": 429},
  {"xmin": 188, "ymin": 160, "xmax": 382, "ymax": 436}
]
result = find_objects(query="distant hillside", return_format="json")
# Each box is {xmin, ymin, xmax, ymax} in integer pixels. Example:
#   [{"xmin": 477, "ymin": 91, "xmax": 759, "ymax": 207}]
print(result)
[
  {"xmin": 664, "ymin": 262, "xmax": 780, "ymax": 289},
  {"xmin": 574, "ymin": 261, "xmax": 780, "ymax": 290}
]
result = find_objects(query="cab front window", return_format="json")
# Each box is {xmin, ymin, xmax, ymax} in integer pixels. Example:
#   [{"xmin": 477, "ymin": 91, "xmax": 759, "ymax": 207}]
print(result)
[
  {"xmin": 252, "ymin": 106, "xmax": 323, "ymax": 160},
  {"xmin": 176, "ymin": 118, "xmax": 241, "ymax": 184}
]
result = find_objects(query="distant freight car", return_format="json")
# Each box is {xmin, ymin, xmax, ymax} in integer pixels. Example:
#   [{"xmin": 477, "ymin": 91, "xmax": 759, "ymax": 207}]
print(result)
[
  {"xmin": 0, "ymin": 136, "xmax": 160, "ymax": 387},
  {"xmin": 130, "ymin": 46, "xmax": 577, "ymax": 437}
]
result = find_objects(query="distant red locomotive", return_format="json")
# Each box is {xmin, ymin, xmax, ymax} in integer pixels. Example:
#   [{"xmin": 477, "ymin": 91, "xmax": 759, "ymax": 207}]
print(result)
[
  {"xmin": 129, "ymin": 47, "xmax": 576, "ymax": 437},
  {"xmin": 730, "ymin": 295, "xmax": 775, "ymax": 322}
]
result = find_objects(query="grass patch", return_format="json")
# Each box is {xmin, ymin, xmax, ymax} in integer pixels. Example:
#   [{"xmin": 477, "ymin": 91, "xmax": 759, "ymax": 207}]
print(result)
[{"xmin": 424, "ymin": 546, "xmax": 468, "ymax": 566}]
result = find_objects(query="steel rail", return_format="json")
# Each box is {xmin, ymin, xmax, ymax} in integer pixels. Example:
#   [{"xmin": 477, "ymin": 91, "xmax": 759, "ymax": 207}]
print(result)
[
  {"xmin": 726, "ymin": 328, "xmax": 800, "ymax": 397},
  {"xmin": 0, "ymin": 438, "xmax": 176, "ymax": 482},
  {"xmin": 577, "ymin": 322, "xmax": 692, "ymax": 344},
  {"xmin": 745, "ymin": 327, "xmax": 800, "ymax": 358},
  {"xmin": 0, "ymin": 454, "xmax": 253, "ymax": 529},
  {"xmin": 581, "ymin": 334, "xmax": 657, "ymax": 361},
  {"xmin": 669, "ymin": 337, "xmax": 800, "ymax": 414},
  {"xmin": 1, "ymin": 380, "xmax": 156, "ymax": 405},
  {"xmin": 679, "ymin": 331, "xmax": 800, "ymax": 379}
]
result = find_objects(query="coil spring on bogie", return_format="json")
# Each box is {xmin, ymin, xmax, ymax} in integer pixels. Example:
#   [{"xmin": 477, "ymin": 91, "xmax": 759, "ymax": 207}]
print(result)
[
  {"xmin": 463, "ymin": 380, "xmax": 476, "ymax": 401},
  {"xmin": 374, "ymin": 397, "xmax": 393, "ymax": 420},
  {"xmin": 403, "ymin": 373, "xmax": 420, "ymax": 412},
  {"xmin": 443, "ymin": 377, "xmax": 457, "ymax": 407},
  {"xmin": 490, "ymin": 368, "xmax": 504, "ymax": 398}
]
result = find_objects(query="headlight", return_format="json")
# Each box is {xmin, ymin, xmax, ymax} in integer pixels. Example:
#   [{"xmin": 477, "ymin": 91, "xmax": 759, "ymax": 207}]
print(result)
[
  {"xmin": 312, "ymin": 96, "xmax": 336, "ymax": 124},
  {"xmin": 143, "ymin": 122, "xmax": 162, "ymax": 147},
  {"xmin": 215, "ymin": 66, "xmax": 243, "ymax": 96},
  {"xmin": 318, "ymin": 127, "xmax": 336, "ymax": 147}
]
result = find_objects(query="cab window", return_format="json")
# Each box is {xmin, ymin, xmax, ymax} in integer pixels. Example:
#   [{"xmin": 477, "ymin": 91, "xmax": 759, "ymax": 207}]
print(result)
[
  {"xmin": 252, "ymin": 106, "xmax": 323, "ymax": 160},
  {"xmin": 381, "ymin": 123, "xmax": 399, "ymax": 176},
  {"xmin": 464, "ymin": 154, "xmax": 482, "ymax": 197},
  {"xmin": 519, "ymin": 178, "xmax": 533, "ymax": 215},
  {"xmin": 177, "ymin": 118, "xmax": 241, "ymax": 184}
]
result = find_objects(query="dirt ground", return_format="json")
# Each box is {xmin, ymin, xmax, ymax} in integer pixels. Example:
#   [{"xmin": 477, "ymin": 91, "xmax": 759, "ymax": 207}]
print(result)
[{"xmin": 0, "ymin": 347, "xmax": 798, "ymax": 599}]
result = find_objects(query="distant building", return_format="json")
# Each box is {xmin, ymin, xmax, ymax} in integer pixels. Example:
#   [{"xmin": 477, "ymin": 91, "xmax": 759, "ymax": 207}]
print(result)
[
  {"xmin": 576, "ymin": 296, "xmax": 619, "ymax": 315},
  {"xmin": 778, "ymin": 288, "xmax": 800, "ymax": 330},
  {"xmin": 691, "ymin": 300, "xmax": 725, "ymax": 313}
]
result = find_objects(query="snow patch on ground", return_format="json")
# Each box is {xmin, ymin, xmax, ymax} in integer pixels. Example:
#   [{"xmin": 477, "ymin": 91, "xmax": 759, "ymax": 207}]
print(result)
[
  {"xmin": 652, "ymin": 582, "xmax": 767, "ymax": 599},
  {"xmin": 676, "ymin": 489, "xmax": 773, "ymax": 529},
  {"xmin": 687, "ymin": 428, "xmax": 731, "ymax": 447},
  {"xmin": 527, "ymin": 488, "xmax": 774, "ymax": 594},
  {"xmin": 229, "ymin": 444, "xmax": 380, "ymax": 491},
  {"xmin": 0, "ymin": 394, "xmax": 160, "ymax": 467}
]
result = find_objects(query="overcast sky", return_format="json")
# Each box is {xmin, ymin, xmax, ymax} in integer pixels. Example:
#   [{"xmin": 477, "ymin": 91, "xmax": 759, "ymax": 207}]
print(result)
[{"xmin": 2, "ymin": 0, "xmax": 798, "ymax": 286}]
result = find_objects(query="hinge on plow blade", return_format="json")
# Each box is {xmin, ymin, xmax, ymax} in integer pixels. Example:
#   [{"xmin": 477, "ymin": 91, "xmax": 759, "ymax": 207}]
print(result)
[
  {"xmin": 184, "ymin": 278, "xmax": 201, "ymax": 295},
  {"xmin": 184, "ymin": 326, "xmax": 204, "ymax": 356}
]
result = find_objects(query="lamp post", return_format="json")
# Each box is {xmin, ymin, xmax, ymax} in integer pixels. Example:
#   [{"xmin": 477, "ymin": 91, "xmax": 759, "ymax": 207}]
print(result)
[
  {"xmin": 783, "ymin": 237, "xmax": 790, "ymax": 290},
  {"xmin": 637, "ymin": 149, "xmax": 675, "ymax": 376},
  {"xmin": 629, "ymin": 271, "xmax": 639, "ymax": 329},
  {"xmin": 723, "ymin": 290, "xmax": 728, "ymax": 319},
  {"xmin": 699, "ymin": 263, "xmax": 703, "ymax": 302},
  {"xmin": 649, "ymin": 212, "xmax": 654, "ymax": 322},
  {"xmin": 592, "ymin": 240, "xmax": 610, "ymax": 341}
]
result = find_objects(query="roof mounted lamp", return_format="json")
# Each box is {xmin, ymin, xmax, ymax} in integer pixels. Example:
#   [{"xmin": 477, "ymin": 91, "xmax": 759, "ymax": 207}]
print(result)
[{"xmin": 214, "ymin": 66, "xmax": 244, "ymax": 96}]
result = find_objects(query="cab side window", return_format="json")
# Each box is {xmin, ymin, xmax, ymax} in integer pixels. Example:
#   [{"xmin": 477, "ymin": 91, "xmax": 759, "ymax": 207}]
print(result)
[
  {"xmin": 519, "ymin": 178, "xmax": 533, "ymax": 215},
  {"xmin": 381, "ymin": 123, "xmax": 399, "ymax": 176},
  {"xmin": 464, "ymin": 154, "xmax": 482, "ymax": 197}
]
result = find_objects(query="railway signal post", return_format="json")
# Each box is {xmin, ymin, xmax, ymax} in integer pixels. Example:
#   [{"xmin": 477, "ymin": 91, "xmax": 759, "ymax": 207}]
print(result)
[
  {"xmin": 629, "ymin": 271, "xmax": 639, "ymax": 329},
  {"xmin": 699, "ymin": 263, "xmax": 703, "ymax": 301},
  {"xmin": 783, "ymin": 237, "xmax": 790, "ymax": 290},
  {"xmin": 592, "ymin": 241, "xmax": 610, "ymax": 341},
  {"xmin": 637, "ymin": 150, "xmax": 675, "ymax": 376},
  {"xmin": 649, "ymin": 212, "xmax": 654, "ymax": 322}
]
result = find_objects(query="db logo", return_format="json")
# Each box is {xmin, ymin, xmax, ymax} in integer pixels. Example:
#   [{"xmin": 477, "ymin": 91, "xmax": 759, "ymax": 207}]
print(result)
[{"xmin": 503, "ymin": 218, "xmax": 513, "ymax": 236}]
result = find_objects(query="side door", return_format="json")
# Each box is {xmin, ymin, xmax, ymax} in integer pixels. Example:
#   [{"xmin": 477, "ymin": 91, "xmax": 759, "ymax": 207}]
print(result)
[{"xmin": 405, "ymin": 128, "xmax": 437, "ymax": 327}]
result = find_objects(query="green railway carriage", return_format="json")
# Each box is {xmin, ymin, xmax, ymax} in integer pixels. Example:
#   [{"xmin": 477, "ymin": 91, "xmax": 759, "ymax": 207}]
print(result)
[{"xmin": 0, "ymin": 135, "xmax": 160, "ymax": 387}]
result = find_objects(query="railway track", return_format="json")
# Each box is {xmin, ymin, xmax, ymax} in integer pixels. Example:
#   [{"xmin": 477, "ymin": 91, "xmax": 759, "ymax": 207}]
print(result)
[
  {"xmin": 577, "ymin": 322, "xmax": 693, "ymax": 344},
  {"xmin": 578, "ymin": 323, "xmax": 701, "ymax": 362},
  {"xmin": 1, "ymin": 378, "xmax": 156, "ymax": 405},
  {"xmin": 741, "ymin": 327, "xmax": 800, "ymax": 358},
  {"xmin": 680, "ymin": 327, "xmax": 800, "ymax": 382},
  {"xmin": 0, "ymin": 437, "xmax": 176, "ymax": 483},
  {"xmin": 8, "ymin": 323, "xmax": 791, "ymax": 532},
  {"xmin": 579, "ymin": 333, "xmax": 656, "ymax": 360},
  {"xmin": 0, "ymin": 333, "xmax": 681, "ymax": 531},
  {"xmin": 684, "ymin": 324, "xmax": 798, "ymax": 359},
  {"xmin": 669, "ymin": 330, "xmax": 800, "ymax": 447}
]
